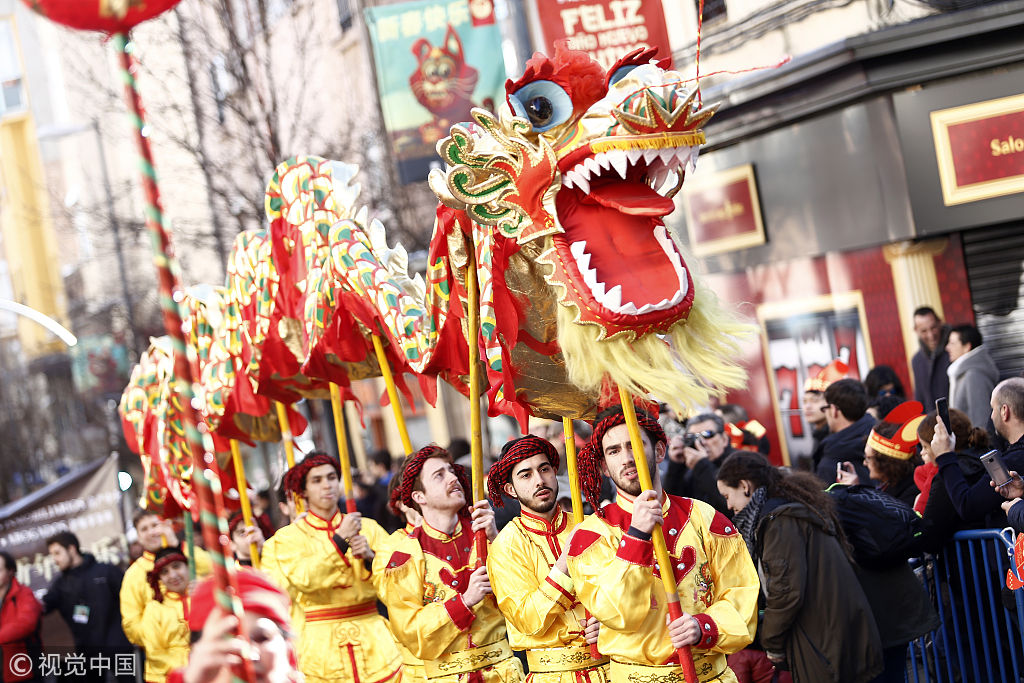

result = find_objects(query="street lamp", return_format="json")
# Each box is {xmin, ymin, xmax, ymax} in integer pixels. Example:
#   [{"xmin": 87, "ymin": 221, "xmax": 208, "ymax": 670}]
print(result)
[{"xmin": 36, "ymin": 119, "xmax": 138, "ymax": 359}]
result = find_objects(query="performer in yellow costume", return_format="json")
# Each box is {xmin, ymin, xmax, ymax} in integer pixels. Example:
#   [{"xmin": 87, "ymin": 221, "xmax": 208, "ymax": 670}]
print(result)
[
  {"xmin": 486, "ymin": 435, "xmax": 608, "ymax": 683},
  {"xmin": 567, "ymin": 407, "xmax": 759, "ymax": 683},
  {"xmin": 373, "ymin": 446, "xmax": 522, "ymax": 683},
  {"xmin": 384, "ymin": 475, "xmax": 427, "ymax": 683},
  {"xmin": 270, "ymin": 452, "xmax": 401, "ymax": 683},
  {"xmin": 139, "ymin": 547, "xmax": 192, "ymax": 683},
  {"xmin": 121, "ymin": 509, "xmax": 211, "ymax": 647}
]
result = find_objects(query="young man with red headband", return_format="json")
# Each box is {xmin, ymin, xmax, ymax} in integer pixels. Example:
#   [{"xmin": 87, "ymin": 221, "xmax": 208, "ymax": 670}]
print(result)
[
  {"xmin": 140, "ymin": 547, "xmax": 193, "ymax": 683},
  {"xmin": 372, "ymin": 445, "xmax": 522, "ymax": 683},
  {"xmin": 567, "ymin": 405, "xmax": 758, "ymax": 683},
  {"xmin": 120, "ymin": 510, "xmax": 211, "ymax": 649},
  {"xmin": 266, "ymin": 451, "xmax": 401, "ymax": 683},
  {"xmin": 486, "ymin": 434, "xmax": 607, "ymax": 682}
]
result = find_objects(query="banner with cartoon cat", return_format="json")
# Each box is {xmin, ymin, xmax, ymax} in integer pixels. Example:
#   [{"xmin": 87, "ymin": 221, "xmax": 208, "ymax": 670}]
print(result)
[{"xmin": 365, "ymin": 0, "xmax": 506, "ymax": 184}]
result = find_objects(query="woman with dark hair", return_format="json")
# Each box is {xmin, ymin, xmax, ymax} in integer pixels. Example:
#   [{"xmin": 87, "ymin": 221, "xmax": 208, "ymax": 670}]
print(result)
[
  {"xmin": 717, "ymin": 452, "xmax": 882, "ymax": 683},
  {"xmin": 863, "ymin": 420, "xmax": 922, "ymax": 507},
  {"xmin": 0, "ymin": 551, "xmax": 42, "ymax": 683},
  {"xmin": 914, "ymin": 408, "xmax": 991, "ymax": 552},
  {"xmin": 864, "ymin": 365, "xmax": 906, "ymax": 400}
]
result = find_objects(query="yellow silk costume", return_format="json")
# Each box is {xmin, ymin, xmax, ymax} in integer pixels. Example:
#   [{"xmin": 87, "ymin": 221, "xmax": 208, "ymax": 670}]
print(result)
[
  {"xmin": 372, "ymin": 517, "xmax": 523, "ymax": 683},
  {"xmin": 488, "ymin": 507, "xmax": 609, "ymax": 683},
  {"xmin": 566, "ymin": 495, "xmax": 758, "ymax": 683},
  {"xmin": 270, "ymin": 510, "xmax": 401, "ymax": 683},
  {"xmin": 260, "ymin": 530, "xmax": 305, "ymax": 633},
  {"xmin": 139, "ymin": 592, "xmax": 190, "ymax": 683},
  {"xmin": 386, "ymin": 525, "xmax": 427, "ymax": 683},
  {"xmin": 120, "ymin": 546, "xmax": 211, "ymax": 646}
]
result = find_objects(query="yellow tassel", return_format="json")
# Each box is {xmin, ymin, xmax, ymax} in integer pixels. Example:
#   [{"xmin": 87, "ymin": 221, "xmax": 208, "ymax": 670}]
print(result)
[{"xmin": 557, "ymin": 277, "xmax": 754, "ymax": 415}]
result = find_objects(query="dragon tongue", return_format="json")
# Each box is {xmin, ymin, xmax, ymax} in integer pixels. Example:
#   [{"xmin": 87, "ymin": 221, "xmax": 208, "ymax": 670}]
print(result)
[{"xmin": 585, "ymin": 179, "xmax": 674, "ymax": 217}]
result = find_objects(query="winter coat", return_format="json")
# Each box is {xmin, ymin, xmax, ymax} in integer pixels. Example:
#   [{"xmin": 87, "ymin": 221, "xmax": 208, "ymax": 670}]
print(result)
[
  {"xmin": 935, "ymin": 436, "xmax": 1024, "ymax": 525},
  {"xmin": 815, "ymin": 414, "xmax": 876, "ymax": 485},
  {"xmin": 665, "ymin": 448, "xmax": 734, "ymax": 515},
  {"xmin": 42, "ymin": 553, "xmax": 130, "ymax": 649},
  {"xmin": 947, "ymin": 346, "xmax": 1000, "ymax": 429},
  {"xmin": 880, "ymin": 473, "xmax": 919, "ymax": 508},
  {"xmin": 917, "ymin": 451, "xmax": 989, "ymax": 553},
  {"xmin": 0, "ymin": 579, "xmax": 42, "ymax": 683},
  {"xmin": 912, "ymin": 329, "xmax": 950, "ymax": 407},
  {"xmin": 754, "ymin": 499, "xmax": 883, "ymax": 683}
]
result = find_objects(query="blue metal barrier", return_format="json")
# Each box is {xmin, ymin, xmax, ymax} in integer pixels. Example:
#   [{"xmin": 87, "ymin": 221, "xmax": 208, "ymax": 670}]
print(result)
[{"xmin": 907, "ymin": 528, "xmax": 1024, "ymax": 683}]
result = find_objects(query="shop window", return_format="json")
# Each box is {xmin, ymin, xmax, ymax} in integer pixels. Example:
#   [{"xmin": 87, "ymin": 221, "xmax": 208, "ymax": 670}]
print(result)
[{"xmin": 0, "ymin": 21, "xmax": 24, "ymax": 116}]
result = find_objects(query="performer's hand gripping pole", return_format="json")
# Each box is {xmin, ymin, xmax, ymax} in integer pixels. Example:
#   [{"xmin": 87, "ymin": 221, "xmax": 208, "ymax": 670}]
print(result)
[
  {"xmin": 275, "ymin": 402, "xmax": 303, "ymax": 514},
  {"xmin": 230, "ymin": 440, "xmax": 261, "ymax": 569},
  {"xmin": 563, "ymin": 418, "xmax": 602, "ymax": 661},
  {"xmin": 329, "ymin": 384, "xmax": 358, "ymax": 515},
  {"xmin": 618, "ymin": 388, "xmax": 698, "ymax": 683},
  {"xmin": 466, "ymin": 253, "xmax": 487, "ymax": 564},
  {"xmin": 371, "ymin": 333, "xmax": 414, "ymax": 455}
]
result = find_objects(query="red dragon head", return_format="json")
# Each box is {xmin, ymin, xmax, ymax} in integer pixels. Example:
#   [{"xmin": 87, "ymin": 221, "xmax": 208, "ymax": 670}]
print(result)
[{"xmin": 430, "ymin": 47, "xmax": 748, "ymax": 418}]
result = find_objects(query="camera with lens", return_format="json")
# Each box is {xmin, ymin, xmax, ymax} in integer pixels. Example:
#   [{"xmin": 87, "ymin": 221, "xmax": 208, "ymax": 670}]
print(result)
[{"xmin": 682, "ymin": 432, "xmax": 701, "ymax": 449}]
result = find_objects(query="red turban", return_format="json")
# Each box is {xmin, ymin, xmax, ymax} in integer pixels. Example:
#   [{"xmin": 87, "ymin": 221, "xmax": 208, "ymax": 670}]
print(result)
[
  {"xmin": 487, "ymin": 435, "xmax": 559, "ymax": 507},
  {"xmin": 579, "ymin": 406, "xmax": 665, "ymax": 516},
  {"xmin": 389, "ymin": 445, "xmax": 470, "ymax": 516},
  {"xmin": 283, "ymin": 452, "xmax": 340, "ymax": 496}
]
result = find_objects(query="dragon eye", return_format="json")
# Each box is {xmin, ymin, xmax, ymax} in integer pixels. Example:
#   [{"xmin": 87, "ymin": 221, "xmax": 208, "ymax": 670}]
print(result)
[
  {"xmin": 609, "ymin": 65, "xmax": 640, "ymax": 85},
  {"xmin": 508, "ymin": 80, "xmax": 573, "ymax": 133}
]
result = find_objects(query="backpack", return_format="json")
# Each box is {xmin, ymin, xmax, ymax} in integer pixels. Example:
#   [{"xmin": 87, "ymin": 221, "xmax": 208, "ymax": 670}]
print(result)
[{"xmin": 828, "ymin": 484, "xmax": 922, "ymax": 569}]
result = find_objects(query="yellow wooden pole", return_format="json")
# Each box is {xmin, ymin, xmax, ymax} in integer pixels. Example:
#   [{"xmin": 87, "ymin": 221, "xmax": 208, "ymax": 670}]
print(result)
[
  {"xmin": 371, "ymin": 333, "xmax": 414, "ymax": 455},
  {"xmin": 229, "ymin": 440, "xmax": 260, "ymax": 569},
  {"xmin": 274, "ymin": 401, "xmax": 303, "ymax": 514},
  {"xmin": 329, "ymin": 383, "xmax": 358, "ymax": 515},
  {"xmin": 466, "ymin": 251, "xmax": 487, "ymax": 562},
  {"xmin": 563, "ymin": 417, "xmax": 602, "ymax": 660},
  {"xmin": 618, "ymin": 387, "xmax": 698, "ymax": 683}
]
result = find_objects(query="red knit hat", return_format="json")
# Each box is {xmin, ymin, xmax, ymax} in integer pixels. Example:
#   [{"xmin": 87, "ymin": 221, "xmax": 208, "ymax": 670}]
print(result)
[
  {"xmin": 146, "ymin": 547, "xmax": 188, "ymax": 603},
  {"xmin": 868, "ymin": 401, "xmax": 925, "ymax": 460},
  {"xmin": 487, "ymin": 435, "xmax": 560, "ymax": 508},
  {"xmin": 283, "ymin": 452, "xmax": 340, "ymax": 496},
  {"xmin": 188, "ymin": 568, "xmax": 292, "ymax": 633}
]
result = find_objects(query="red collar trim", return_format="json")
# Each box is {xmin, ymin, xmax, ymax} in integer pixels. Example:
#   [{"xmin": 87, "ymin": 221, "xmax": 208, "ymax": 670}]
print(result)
[
  {"xmin": 303, "ymin": 509, "xmax": 342, "ymax": 531},
  {"xmin": 520, "ymin": 507, "xmax": 568, "ymax": 535}
]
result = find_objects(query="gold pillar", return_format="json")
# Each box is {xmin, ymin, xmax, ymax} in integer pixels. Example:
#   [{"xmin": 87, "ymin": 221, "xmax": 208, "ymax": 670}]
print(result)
[{"xmin": 883, "ymin": 239, "xmax": 948, "ymax": 396}]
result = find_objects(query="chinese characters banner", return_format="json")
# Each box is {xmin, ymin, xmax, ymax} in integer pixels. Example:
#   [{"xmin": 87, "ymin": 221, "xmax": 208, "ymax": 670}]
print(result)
[
  {"xmin": 532, "ymin": 0, "xmax": 672, "ymax": 71},
  {"xmin": 365, "ymin": 0, "xmax": 507, "ymax": 184}
]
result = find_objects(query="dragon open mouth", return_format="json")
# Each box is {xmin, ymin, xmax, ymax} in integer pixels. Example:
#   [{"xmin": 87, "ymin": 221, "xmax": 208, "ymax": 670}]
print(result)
[{"xmin": 553, "ymin": 143, "xmax": 697, "ymax": 320}]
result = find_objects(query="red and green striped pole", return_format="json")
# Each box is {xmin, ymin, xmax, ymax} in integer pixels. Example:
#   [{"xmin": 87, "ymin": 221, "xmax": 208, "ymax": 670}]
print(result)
[{"xmin": 113, "ymin": 32, "xmax": 252, "ymax": 681}]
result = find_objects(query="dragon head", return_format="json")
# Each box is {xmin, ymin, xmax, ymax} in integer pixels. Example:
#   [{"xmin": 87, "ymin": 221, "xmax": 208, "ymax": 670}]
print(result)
[{"xmin": 431, "ymin": 47, "xmax": 747, "ymax": 417}]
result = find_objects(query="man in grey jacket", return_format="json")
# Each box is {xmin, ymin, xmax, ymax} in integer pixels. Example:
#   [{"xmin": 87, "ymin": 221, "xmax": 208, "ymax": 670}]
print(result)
[
  {"xmin": 946, "ymin": 323, "xmax": 1000, "ymax": 428},
  {"xmin": 911, "ymin": 306, "xmax": 950, "ymax": 406}
]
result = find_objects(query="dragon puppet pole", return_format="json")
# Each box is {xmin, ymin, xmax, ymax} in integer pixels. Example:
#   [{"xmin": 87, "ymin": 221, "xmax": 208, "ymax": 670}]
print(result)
[
  {"xmin": 371, "ymin": 333, "xmax": 414, "ymax": 455},
  {"xmin": 466, "ymin": 251, "xmax": 487, "ymax": 564},
  {"xmin": 112, "ymin": 33, "xmax": 253, "ymax": 682},
  {"xmin": 618, "ymin": 387, "xmax": 699, "ymax": 683},
  {"xmin": 328, "ymin": 384, "xmax": 358, "ymax": 515},
  {"xmin": 274, "ymin": 402, "xmax": 303, "ymax": 514},
  {"xmin": 562, "ymin": 417, "xmax": 602, "ymax": 661},
  {"xmin": 230, "ymin": 440, "xmax": 261, "ymax": 569}
]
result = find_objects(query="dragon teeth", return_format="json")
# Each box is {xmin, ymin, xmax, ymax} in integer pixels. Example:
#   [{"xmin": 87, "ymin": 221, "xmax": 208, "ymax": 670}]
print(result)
[
  {"xmin": 603, "ymin": 285, "xmax": 622, "ymax": 310},
  {"xmin": 610, "ymin": 152, "xmax": 628, "ymax": 179},
  {"xmin": 570, "ymin": 240, "xmax": 587, "ymax": 259}
]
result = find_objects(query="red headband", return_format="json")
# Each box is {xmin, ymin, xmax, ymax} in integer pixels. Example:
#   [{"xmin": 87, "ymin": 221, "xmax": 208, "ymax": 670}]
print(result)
[
  {"xmin": 188, "ymin": 568, "xmax": 292, "ymax": 632},
  {"xmin": 579, "ymin": 407, "xmax": 666, "ymax": 516},
  {"xmin": 147, "ymin": 550, "xmax": 187, "ymax": 602},
  {"xmin": 284, "ymin": 453, "xmax": 340, "ymax": 496},
  {"xmin": 389, "ymin": 445, "xmax": 470, "ymax": 516},
  {"xmin": 487, "ymin": 435, "xmax": 560, "ymax": 508}
]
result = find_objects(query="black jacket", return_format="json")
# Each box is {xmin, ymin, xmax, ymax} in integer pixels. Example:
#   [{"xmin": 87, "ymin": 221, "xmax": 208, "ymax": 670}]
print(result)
[
  {"xmin": 911, "ymin": 329, "xmax": 950, "ymax": 407},
  {"xmin": 917, "ymin": 451, "xmax": 989, "ymax": 553},
  {"xmin": 42, "ymin": 554, "xmax": 130, "ymax": 649},
  {"xmin": 664, "ymin": 448, "xmax": 733, "ymax": 516},
  {"xmin": 815, "ymin": 414, "xmax": 875, "ymax": 485},
  {"xmin": 880, "ymin": 473, "xmax": 919, "ymax": 508},
  {"xmin": 935, "ymin": 435, "xmax": 1024, "ymax": 525},
  {"xmin": 754, "ymin": 499, "xmax": 883, "ymax": 683}
]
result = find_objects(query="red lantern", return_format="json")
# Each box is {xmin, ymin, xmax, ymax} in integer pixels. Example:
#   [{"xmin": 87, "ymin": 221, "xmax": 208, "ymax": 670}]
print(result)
[{"xmin": 21, "ymin": 0, "xmax": 182, "ymax": 33}]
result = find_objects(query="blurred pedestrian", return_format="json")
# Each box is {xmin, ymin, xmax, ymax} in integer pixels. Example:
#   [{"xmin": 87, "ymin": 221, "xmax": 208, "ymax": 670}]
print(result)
[
  {"xmin": 664, "ymin": 412, "xmax": 732, "ymax": 514},
  {"xmin": 44, "ymin": 531, "xmax": 130, "ymax": 681},
  {"xmin": 946, "ymin": 323, "xmax": 999, "ymax": 429},
  {"xmin": 911, "ymin": 307, "xmax": 950, "ymax": 406},
  {"xmin": 0, "ymin": 551, "xmax": 41, "ymax": 683},
  {"xmin": 815, "ymin": 379, "xmax": 874, "ymax": 485},
  {"xmin": 863, "ymin": 365, "xmax": 906, "ymax": 402},
  {"xmin": 717, "ymin": 452, "xmax": 882, "ymax": 683}
]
